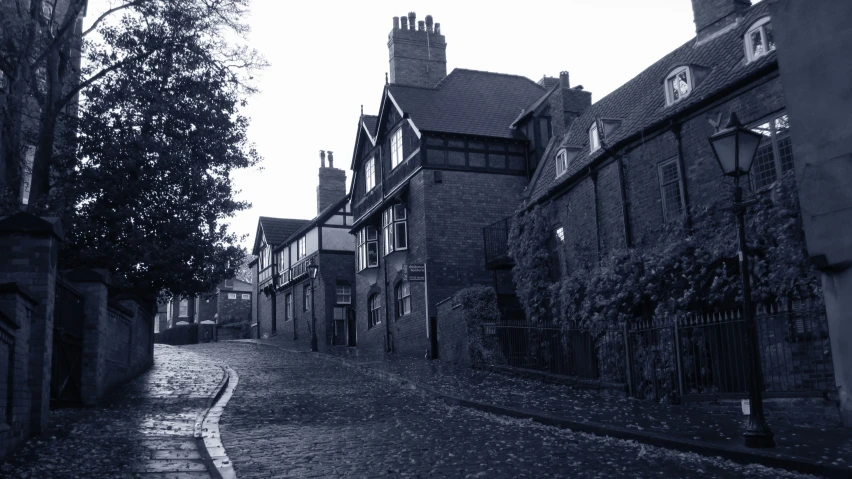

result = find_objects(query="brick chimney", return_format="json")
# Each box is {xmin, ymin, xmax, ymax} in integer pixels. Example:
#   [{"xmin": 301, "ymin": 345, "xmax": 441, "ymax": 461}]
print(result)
[
  {"xmin": 317, "ymin": 150, "xmax": 346, "ymax": 215},
  {"xmin": 388, "ymin": 12, "xmax": 447, "ymax": 88},
  {"xmin": 691, "ymin": 0, "xmax": 751, "ymax": 42},
  {"xmin": 548, "ymin": 71, "xmax": 592, "ymax": 138}
]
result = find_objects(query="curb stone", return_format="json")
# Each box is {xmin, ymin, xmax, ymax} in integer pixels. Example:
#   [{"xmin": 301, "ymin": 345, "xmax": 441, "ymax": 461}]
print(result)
[
  {"xmin": 195, "ymin": 365, "xmax": 239, "ymax": 479},
  {"xmin": 229, "ymin": 340, "xmax": 846, "ymax": 479}
]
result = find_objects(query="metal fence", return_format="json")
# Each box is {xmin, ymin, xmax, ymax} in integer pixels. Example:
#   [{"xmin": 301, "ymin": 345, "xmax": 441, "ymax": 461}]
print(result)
[
  {"xmin": 483, "ymin": 216, "xmax": 512, "ymax": 267},
  {"xmin": 484, "ymin": 298, "xmax": 835, "ymax": 401}
]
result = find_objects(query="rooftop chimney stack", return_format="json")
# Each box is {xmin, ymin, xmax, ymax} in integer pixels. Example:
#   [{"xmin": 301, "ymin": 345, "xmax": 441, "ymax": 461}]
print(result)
[
  {"xmin": 393, "ymin": 16, "xmax": 400, "ymax": 30},
  {"xmin": 691, "ymin": 0, "xmax": 751, "ymax": 42},
  {"xmin": 388, "ymin": 11, "xmax": 447, "ymax": 88},
  {"xmin": 559, "ymin": 71, "xmax": 570, "ymax": 89},
  {"xmin": 317, "ymin": 149, "xmax": 346, "ymax": 215},
  {"xmin": 546, "ymin": 69, "xmax": 592, "ymax": 138}
]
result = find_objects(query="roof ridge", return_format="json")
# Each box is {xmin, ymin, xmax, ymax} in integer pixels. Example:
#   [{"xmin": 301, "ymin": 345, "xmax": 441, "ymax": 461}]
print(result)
[{"xmin": 445, "ymin": 68, "xmax": 546, "ymax": 90}]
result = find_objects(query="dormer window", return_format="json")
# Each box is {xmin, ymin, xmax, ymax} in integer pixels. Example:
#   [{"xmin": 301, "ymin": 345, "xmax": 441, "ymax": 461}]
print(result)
[
  {"xmin": 589, "ymin": 124, "xmax": 601, "ymax": 153},
  {"xmin": 745, "ymin": 17, "xmax": 775, "ymax": 62},
  {"xmin": 665, "ymin": 66, "xmax": 692, "ymax": 106},
  {"xmin": 555, "ymin": 148, "xmax": 579, "ymax": 177}
]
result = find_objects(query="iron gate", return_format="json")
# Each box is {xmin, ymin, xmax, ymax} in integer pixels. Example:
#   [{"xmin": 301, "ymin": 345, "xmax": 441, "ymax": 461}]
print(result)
[{"xmin": 50, "ymin": 280, "xmax": 85, "ymax": 406}]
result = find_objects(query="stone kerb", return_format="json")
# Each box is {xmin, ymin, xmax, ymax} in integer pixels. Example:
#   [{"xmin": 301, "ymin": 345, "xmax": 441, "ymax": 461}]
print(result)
[{"xmin": 0, "ymin": 212, "xmax": 63, "ymax": 435}]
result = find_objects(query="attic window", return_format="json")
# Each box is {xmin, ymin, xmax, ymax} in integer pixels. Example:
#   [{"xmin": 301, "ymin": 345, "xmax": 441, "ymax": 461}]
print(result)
[
  {"xmin": 555, "ymin": 149, "xmax": 578, "ymax": 177},
  {"xmin": 665, "ymin": 66, "xmax": 692, "ymax": 106},
  {"xmin": 365, "ymin": 157, "xmax": 376, "ymax": 191},
  {"xmin": 745, "ymin": 17, "xmax": 775, "ymax": 62},
  {"xmin": 589, "ymin": 124, "xmax": 601, "ymax": 153}
]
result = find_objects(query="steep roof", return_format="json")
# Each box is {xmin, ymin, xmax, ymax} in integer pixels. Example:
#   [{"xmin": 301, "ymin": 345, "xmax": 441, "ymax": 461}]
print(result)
[
  {"xmin": 274, "ymin": 195, "xmax": 350, "ymax": 253},
  {"xmin": 362, "ymin": 115, "xmax": 378, "ymax": 137},
  {"xmin": 252, "ymin": 217, "xmax": 310, "ymax": 254},
  {"xmin": 388, "ymin": 68, "xmax": 546, "ymax": 140},
  {"xmin": 527, "ymin": 1, "xmax": 775, "ymax": 203}
]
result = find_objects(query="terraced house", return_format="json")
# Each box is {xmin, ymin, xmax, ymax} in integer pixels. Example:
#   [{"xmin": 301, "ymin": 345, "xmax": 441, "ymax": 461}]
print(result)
[
  {"xmin": 251, "ymin": 152, "xmax": 355, "ymax": 349},
  {"xmin": 347, "ymin": 12, "xmax": 584, "ymax": 357}
]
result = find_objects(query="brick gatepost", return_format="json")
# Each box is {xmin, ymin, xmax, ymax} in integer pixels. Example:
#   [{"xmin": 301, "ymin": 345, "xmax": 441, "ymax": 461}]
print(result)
[{"xmin": 0, "ymin": 212, "xmax": 63, "ymax": 436}]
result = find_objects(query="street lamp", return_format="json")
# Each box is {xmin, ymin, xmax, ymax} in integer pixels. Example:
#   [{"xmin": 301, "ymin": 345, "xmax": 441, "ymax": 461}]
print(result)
[
  {"xmin": 307, "ymin": 258, "xmax": 319, "ymax": 352},
  {"xmin": 708, "ymin": 112, "xmax": 775, "ymax": 449}
]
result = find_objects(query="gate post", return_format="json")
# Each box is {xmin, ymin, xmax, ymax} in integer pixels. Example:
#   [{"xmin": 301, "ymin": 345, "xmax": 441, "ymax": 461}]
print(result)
[
  {"xmin": 623, "ymin": 322, "xmax": 634, "ymax": 397},
  {"xmin": 0, "ymin": 213, "xmax": 63, "ymax": 435},
  {"xmin": 65, "ymin": 268, "xmax": 110, "ymax": 406},
  {"xmin": 673, "ymin": 320, "xmax": 684, "ymax": 398}
]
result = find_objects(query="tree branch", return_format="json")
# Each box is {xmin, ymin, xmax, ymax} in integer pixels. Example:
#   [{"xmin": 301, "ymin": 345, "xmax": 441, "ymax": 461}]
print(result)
[{"xmin": 82, "ymin": 0, "xmax": 148, "ymax": 38}]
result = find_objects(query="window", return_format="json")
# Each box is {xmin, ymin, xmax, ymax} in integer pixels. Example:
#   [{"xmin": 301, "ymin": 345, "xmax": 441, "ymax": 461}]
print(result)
[
  {"xmin": 154, "ymin": 314, "xmax": 160, "ymax": 334},
  {"xmin": 368, "ymin": 293, "xmax": 381, "ymax": 328},
  {"xmin": 548, "ymin": 226, "xmax": 566, "ymax": 280},
  {"xmin": 390, "ymin": 128, "xmax": 404, "ymax": 169},
  {"xmin": 555, "ymin": 149, "xmax": 569, "ymax": 177},
  {"xmin": 659, "ymin": 158, "xmax": 686, "ymax": 223},
  {"xmin": 589, "ymin": 123, "xmax": 600, "ymax": 153},
  {"xmin": 179, "ymin": 299, "xmax": 188, "ymax": 317},
  {"xmin": 750, "ymin": 113, "xmax": 793, "ymax": 190},
  {"xmin": 396, "ymin": 281, "xmax": 411, "ymax": 318},
  {"xmin": 665, "ymin": 66, "xmax": 692, "ymax": 106},
  {"xmin": 365, "ymin": 157, "xmax": 376, "ymax": 191},
  {"xmin": 227, "ymin": 293, "xmax": 237, "ymax": 300},
  {"xmin": 356, "ymin": 226, "xmax": 379, "ymax": 271},
  {"xmin": 555, "ymin": 226, "xmax": 565, "ymax": 243},
  {"xmin": 336, "ymin": 284, "xmax": 351, "ymax": 304},
  {"xmin": 382, "ymin": 204, "xmax": 408, "ymax": 256},
  {"xmin": 259, "ymin": 241, "xmax": 271, "ymax": 270},
  {"xmin": 745, "ymin": 17, "xmax": 775, "ymax": 62},
  {"xmin": 242, "ymin": 294, "xmax": 250, "ymax": 300},
  {"xmin": 296, "ymin": 236, "xmax": 307, "ymax": 261},
  {"xmin": 303, "ymin": 285, "xmax": 310, "ymax": 311},
  {"xmin": 285, "ymin": 293, "xmax": 293, "ymax": 321}
]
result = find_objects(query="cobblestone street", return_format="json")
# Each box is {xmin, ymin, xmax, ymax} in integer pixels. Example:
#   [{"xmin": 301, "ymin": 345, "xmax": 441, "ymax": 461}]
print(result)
[{"xmin": 188, "ymin": 342, "xmax": 818, "ymax": 478}]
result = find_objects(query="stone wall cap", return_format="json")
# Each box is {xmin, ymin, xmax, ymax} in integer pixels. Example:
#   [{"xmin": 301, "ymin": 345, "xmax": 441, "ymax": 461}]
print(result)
[
  {"xmin": 0, "ymin": 282, "xmax": 39, "ymax": 305},
  {"xmin": 0, "ymin": 212, "xmax": 64, "ymax": 240},
  {"xmin": 64, "ymin": 268, "xmax": 110, "ymax": 286}
]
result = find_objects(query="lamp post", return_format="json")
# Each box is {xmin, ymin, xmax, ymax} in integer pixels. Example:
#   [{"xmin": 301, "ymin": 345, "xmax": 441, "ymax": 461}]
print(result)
[
  {"xmin": 708, "ymin": 112, "xmax": 775, "ymax": 449},
  {"xmin": 307, "ymin": 258, "xmax": 319, "ymax": 352}
]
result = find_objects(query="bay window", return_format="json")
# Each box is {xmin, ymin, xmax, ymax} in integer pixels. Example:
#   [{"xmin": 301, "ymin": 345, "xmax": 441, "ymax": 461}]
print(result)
[
  {"xmin": 382, "ymin": 204, "xmax": 408, "ymax": 256},
  {"xmin": 357, "ymin": 226, "xmax": 378, "ymax": 271}
]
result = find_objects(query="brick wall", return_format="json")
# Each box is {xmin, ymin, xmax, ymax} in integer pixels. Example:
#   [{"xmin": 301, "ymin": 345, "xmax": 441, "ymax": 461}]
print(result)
[
  {"xmin": 435, "ymin": 298, "xmax": 470, "ymax": 366},
  {"xmin": 218, "ymin": 291, "xmax": 251, "ymax": 324},
  {"xmin": 0, "ymin": 285, "xmax": 34, "ymax": 460},
  {"xmin": 257, "ymin": 287, "xmax": 273, "ymax": 338}
]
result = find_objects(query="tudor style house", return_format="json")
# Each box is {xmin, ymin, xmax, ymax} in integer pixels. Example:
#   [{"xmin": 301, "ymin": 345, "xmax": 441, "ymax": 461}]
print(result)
[
  {"xmin": 347, "ymin": 12, "xmax": 581, "ymax": 357},
  {"xmin": 251, "ymin": 152, "xmax": 355, "ymax": 348}
]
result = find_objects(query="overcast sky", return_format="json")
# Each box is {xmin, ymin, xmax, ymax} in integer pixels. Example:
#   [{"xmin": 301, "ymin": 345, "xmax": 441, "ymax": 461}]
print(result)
[{"xmin": 86, "ymin": 0, "xmax": 698, "ymax": 251}]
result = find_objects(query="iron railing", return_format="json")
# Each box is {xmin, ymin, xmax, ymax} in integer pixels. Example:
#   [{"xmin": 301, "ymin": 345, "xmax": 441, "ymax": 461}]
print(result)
[
  {"xmin": 483, "ymin": 216, "xmax": 513, "ymax": 268},
  {"xmin": 482, "ymin": 298, "xmax": 835, "ymax": 401}
]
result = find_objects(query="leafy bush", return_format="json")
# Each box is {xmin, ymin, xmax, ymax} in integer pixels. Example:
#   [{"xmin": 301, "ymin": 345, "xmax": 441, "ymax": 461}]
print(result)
[{"xmin": 454, "ymin": 286, "xmax": 502, "ymax": 365}]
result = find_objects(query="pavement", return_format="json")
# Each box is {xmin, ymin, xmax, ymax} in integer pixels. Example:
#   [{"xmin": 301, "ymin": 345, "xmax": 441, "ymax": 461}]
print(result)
[
  {"xmin": 189, "ymin": 341, "xmax": 821, "ymax": 478},
  {"xmin": 0, "ymin": 345, "xmax": 230, "ymax": 479},
  {"xmin": 234, "ymin": 335, "xmax": 852, "ymax": 478}
]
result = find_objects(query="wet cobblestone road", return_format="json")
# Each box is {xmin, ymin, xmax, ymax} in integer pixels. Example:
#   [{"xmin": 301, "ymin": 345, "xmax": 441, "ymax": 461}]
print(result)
[{"xmin": 189, "ymin": 342, "xmax": 819, "ymax": 479}]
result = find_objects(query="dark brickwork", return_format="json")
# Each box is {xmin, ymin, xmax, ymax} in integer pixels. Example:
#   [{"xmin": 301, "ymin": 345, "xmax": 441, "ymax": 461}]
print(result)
[
  {"xmin": 317, "ymin": 166, "xmax": 347, "ymax": 216},
  {"xmin": 388, "ymin": 15, "xmax": 447, "ymax": 88},
  {"xmin": 217, "ymin": 291, "xmax": 252, "ymax": 324},
  {"xmin": 690, "ymin": 0, "xmax": 750, "ymax": 39},
  {"xmin": 0, "ymin": 286, "xmax": 34, "ymax": 460}
]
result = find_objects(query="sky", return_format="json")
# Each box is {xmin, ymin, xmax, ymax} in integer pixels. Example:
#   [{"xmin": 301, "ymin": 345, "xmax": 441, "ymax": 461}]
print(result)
[{"xmin": 85, "ymin": 0, "xmax": 698, "ymax": 251}]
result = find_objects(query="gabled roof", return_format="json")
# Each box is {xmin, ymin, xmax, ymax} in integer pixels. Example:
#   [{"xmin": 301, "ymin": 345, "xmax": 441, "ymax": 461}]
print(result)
[
  {"xmin": 527, "ymin": 2, "xmax": 775, "ymax": 203},
  {"xmin": 252, "ymin": 217, "xmax": 310, "ymax": 255},
  {"xmin": 362, "ymin": 115, "xmax": 378, "ymax": 137},
  {"xmin": 274, "ymin": 195, "xmax": 350, "ymax": 253},
  {"xmin": 388, "ymin": 68, "xmax": 546, "ymax": 140}
]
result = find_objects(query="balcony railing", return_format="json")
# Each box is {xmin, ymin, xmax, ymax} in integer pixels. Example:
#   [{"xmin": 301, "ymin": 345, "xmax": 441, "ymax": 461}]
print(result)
[
  {"xmin": 484, "ymin": 216, "xmax": 513, "ymax": 269},
  {"xmin": 275, "ymin": 254, "xmax": 318, "ymax": 289},
  {"xmin": 258, "ymin": 265, "xmax": 275, "ymax": 287}
]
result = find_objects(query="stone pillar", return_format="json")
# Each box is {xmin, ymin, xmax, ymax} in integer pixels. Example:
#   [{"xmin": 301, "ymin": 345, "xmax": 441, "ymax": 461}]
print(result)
[
  {"xmin": 0, "ymin": 213, "xmax": 63, "ymax": 435},
  {"xmin": 0, "ymin": 283, "xmax": 37, "ymax": 459},
  {"xmin": 821, "ymin": 270, "xmax": 852, "ymax": 426},
  {"xmin": 65, "ymin": 269, "xmax": 110, "ymax": 406}
]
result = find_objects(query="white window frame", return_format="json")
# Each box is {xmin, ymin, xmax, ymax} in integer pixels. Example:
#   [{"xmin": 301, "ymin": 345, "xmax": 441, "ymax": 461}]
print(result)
[
  {"xmin": 368, "ymin": 293, "xmax": 381, "ymax": 328},
  {"xmin": 382, "ymin": 205, "xmax": 408, "ymax": 256},
  {"xmin": 744, "ymin": 17, "xmax": 775, "ymax": 63},
  {"xmin": 296, "ymin": 236, "xmax": 307, "ymax": 261},
  {"xmin": 658, "ymin": 157, "xmax": 687, "ymax": 223},
  {"xmin": 665, "ymin": 66, "xmax": 693, "ymax": 106},
  {"xmin": 227, "ymin": 293, "xmax": 237, "ymax": 300},
  {"xmin": 303, "ymin": 285, "xmax": 310, "ymax": 311},
  {"xmin": 179, "ymin": 299, "xmax": 189, "ymax": 317},
  {"xmin": 285, "ymin": 293, "xmax": 293, "ymax": 321},
  {"xmin": 555, "ymin": 226, "xmax": 565, "ymax": 243},
  {"xmin": 589, "ymin": 124, "xmax": 600, "ymax": 153},
  {"xmin": 357, "ymin": 226, "xmax": 378, "ymax": 271},
  {"xmin": 555, "ymin": 149, "xmax": 569, "ymax": 177},
  {"xmin": 336, "ymin": 284, "xmax": 352, "ymax": 304},
  {"xmin": 365, "ymin": 157, "xmax": 376, "ymax": 191},
  {"xmin": 241, "ymin": 293, "xmax": 250, "ymax": 300},
  {"xmin": 396, "ymin": 281, "xmax": 411, "ymax": 318},
  {"xmin": 390, "ymin": 128, "xmax": 404, "ymax": 169}
]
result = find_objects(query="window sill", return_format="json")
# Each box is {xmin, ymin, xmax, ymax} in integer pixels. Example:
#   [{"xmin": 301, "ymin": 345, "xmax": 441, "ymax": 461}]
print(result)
[
  {"xmin": 367, "ymin": 324, "xmax": 381, "ymax": 330},
  {"xmin": 396, "ymin": 313, "xmax": 412, "ymax": 322}
]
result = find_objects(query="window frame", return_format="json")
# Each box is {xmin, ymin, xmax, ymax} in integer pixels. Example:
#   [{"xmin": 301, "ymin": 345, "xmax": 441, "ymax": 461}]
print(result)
[
  {"xmin": 303, "ymin": 285, "xmax": 310, "ymax": 312},
  {"xmin": 179, "ymin": 299, "xmax": 189, "ymax": 317},
  {"xmin": 555, "ymin": 149, "xmax": 569, "ymax": 177},
  {"xmin": 356, "ymin": 226, "xmax": 379, "ymax": 271},
  {"xmin": 744, "ymin": 17, "xmax": 775, "ymax": 63},
  {"xmin": 296, "ymin": 236, "xmax": 307, "ymax": 261},
  {"xmin": 664, "ymin": 66, "xmax": 693, "ymax": 106},
  {"xmin": 396, "ymin": 281, "xmax": 411, "ymax": 319},
  {"xmin": 748, "ymin": 112, "xmax": 793, "ymax": 190},
  {"xmin": 227, "ymin": 293, "xmax": 237, "ymax": 300},
  {"xmin": 390, "ymin": 128, "xmax": 404, "ymax": 169},
  {"xmin": 658, "ymin": 157, "xmax": 687, "ymax": 223},
  {"xmin": 368, "ymin": 293, "xmax": 382, "ymax": 328},
  {"xmin": 285, "ymin": 293, "xmax": 293, "ymax": 321},
  {"xmin": 336, "ymin": 284, "xmax": 352, "ymax": 304},
  {"xmin": 365, "ymin": 157, "xmax": 376, "ymax": 192},
  {"xmin": 382, "ymin": 204, "xmax": 408, "ymax": 256},
  {"xmin": 241, "ymin": 293, "xmax": 250, "ymax": 300},
  {"xmin": 589, "ymin": 123, "xmax": 601, "ymax": 153}
]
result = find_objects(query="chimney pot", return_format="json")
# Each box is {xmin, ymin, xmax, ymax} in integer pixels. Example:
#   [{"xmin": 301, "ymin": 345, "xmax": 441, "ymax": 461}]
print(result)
[
  {"xmin": 327, "ymin": 151, "xmax": 334, "ymax": 168},
  {"xmin": 320, "ymin": 150, "xmax": 326, "ymax": 168},
  {"xmin": 400, "ymin": 16, "xmax": 408, "ymax": 30},
  {"xmin": 425, "ymin": 15, "xmax": 434, "ymax": 32},
  {"xmin": 690, "ymin": 0, "xmax": 751, "ymax": 40},
  {"xmin": 418, "ymin": 20, "xmax": 425, "ymax": 31},
  {"xmin": 559, "ymin": 71, "xmax": 570, "ymax": 89},
  {"xmin": 393, "ymin": 16, "xmax": 400, "ymax": 30},
  {"xmin": 408, "ymin": 12, "xmax": 416, "ymax": 30},
  {"xmin": 434, "ymin": 23, "xmax": 441, "ymax": 34}
]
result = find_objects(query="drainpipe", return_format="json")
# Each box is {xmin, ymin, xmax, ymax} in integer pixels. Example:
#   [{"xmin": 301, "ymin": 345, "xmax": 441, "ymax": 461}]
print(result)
[
  {"xmin": 671, "ymin": 121, "xmax": 693, "ymax": 231},
  {"xmin": 616, "ymin": 157, "xmax": 633, "ymax": 248}
]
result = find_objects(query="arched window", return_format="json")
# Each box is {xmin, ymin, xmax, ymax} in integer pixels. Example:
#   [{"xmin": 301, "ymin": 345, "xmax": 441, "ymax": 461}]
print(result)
[
  {"xmin": 664, "ymin": 66, "xmax": 692, "ymax": 106},
  {"xmin": 395, "ymin": 281, "xmax": 411, "ymax": 318},
  {"xmin": 745, "ymin": 17, "xmax": 775, "ymax": 62},
  {"xmin": 368, "ymin": 293, "xmax": 381, "ymax": 328}
]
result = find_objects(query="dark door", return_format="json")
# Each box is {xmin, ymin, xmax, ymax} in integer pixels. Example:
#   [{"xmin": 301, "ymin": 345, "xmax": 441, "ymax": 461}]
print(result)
[{"xmin": 347, "ymin": 308, "xmax": 357, "ymax": 346}]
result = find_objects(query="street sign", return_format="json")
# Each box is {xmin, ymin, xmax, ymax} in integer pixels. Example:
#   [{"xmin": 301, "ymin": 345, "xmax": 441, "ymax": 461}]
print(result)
[{"xmin": 404, "ymin": 263, "xmax": 426, "ymax": 282}]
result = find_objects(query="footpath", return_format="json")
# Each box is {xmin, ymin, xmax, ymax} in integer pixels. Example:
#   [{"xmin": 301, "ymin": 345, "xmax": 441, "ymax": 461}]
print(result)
[
  {"xmin": 238, "ymin": 336, "xmax": 852, "ymax": 479},
  {"xmin": 0, "ymin": 345, "xmax": 231, "ymax": 479}
]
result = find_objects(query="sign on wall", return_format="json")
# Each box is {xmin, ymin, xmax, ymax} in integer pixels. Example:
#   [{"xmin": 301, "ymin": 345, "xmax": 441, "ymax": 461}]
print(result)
[{"xmin": 404, "ymin": 263, "xmax": 426, "ymax": 282}]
